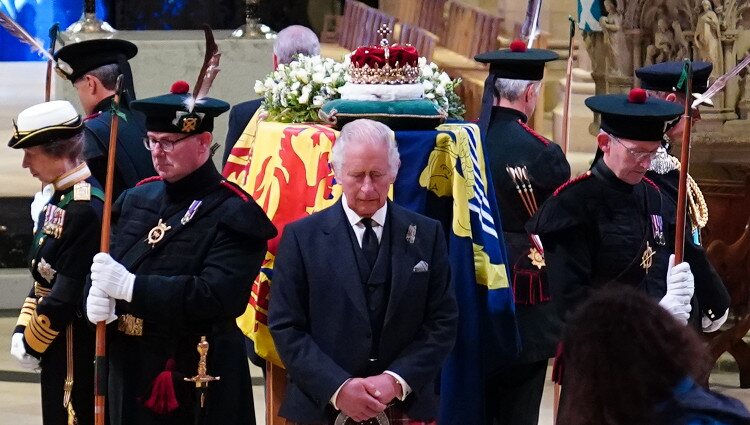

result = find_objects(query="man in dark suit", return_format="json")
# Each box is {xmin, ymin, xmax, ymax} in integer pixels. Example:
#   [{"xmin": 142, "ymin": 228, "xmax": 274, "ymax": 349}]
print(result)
[
  {"xmin": 54, "ymin": 39, "xmax": 156, "ymax": 199},
  {"xmin": 223, "ymin": 25, "xmax": 320, "ymax": 164},
  {"xmin": 269, "ymin": 119, "xmax": 458, "ymax": 424}
]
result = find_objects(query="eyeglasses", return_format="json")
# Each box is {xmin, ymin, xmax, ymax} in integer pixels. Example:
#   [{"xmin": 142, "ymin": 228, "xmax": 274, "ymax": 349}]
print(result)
[
  {"xmin": 143, "ymin": 133, "xmax": 193, "ymax": 152},
  {"xmin": 610, "ymin": 135, "xmax": 659, "ymax": 162}
]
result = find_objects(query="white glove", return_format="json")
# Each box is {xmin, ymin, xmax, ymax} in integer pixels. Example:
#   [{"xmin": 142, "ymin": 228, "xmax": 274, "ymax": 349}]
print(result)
[
  {"xmin": 659, "ymin": 254, "xmax": 695, "ymax": 326},
  {"xmin": 10, "ymin": 333, "xmax": 40, "ymax": 370},
  {"xmin": 86, "ymin": 286, "xmax": 118, "ymax": 324},
  {"xmin": 702, "ymin": 308, "xmax": 729, "ymax": 333},
  {"xmin": 30, "ymin": 184, "xmax": 54, "ymax": 232},
  {"xmin": 90, "ymin": 253, "xmax": 135, "ymax": 302}
]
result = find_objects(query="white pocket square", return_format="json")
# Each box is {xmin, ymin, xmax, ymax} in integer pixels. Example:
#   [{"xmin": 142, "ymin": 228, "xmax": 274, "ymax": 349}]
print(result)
[{"xmin": 413, "ymin": 260, "xmax": 429, "ymax": 273}]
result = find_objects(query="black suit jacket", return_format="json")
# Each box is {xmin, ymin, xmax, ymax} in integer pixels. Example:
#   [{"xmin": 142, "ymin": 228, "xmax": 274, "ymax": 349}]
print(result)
[
  {"xmin": 269, "ymin": 200, "xmax": 458, "ymax": 423},
  {"xmin": 223, "ymin": 98, "xmax": 262, "ymax": 165}
]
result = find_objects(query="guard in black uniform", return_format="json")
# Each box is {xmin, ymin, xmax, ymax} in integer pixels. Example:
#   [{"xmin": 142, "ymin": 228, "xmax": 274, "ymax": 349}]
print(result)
[
  {"xmin": 10, "ymin": 100, "xmax": 103, "ymax": 425},
  {"xmin": 475, "ymin": 40, "xmax": 569, "ymax": 425},
  {"xmin": 85, "ymin": 82, "xmax": 277, "ymax": 425},
  {"xmin": 529, "ymin": 89, "xmax": 699, "ymax": 325},
  {"xmin": 55, "ymin": 38, "xmax": 155, "ymax": 199},
  {"xmin": 636, "ymin": 60, "xmax": 730, "ymax": 331}
]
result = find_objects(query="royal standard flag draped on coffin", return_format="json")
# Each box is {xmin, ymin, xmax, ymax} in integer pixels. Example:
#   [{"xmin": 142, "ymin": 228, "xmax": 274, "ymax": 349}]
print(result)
[
  {"xmin": 224, "ymin": 118, "xmax": 519, "ymax": 422},
  {"xmin": 224, "ymin": 116, "xmax": 341, "ymax": 366}
]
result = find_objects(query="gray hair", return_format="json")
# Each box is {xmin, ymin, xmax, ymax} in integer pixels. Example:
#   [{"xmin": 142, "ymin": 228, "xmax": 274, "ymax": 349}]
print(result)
[
  {"xmin": 42, "ymin": 131, "xmax": 85, "ymax": 162},
  {"xmin": 494, "ymin": 78, "xmax": 541, "ymax": 102},
  {"xmin": 273, "ymin": 25, "xmax": 321, "ymax": 65},
  {"xmin": 84, "ymin": 63, "xmax": 120, "ymax": 90},
  {"xmin": 331, "ymin": 119, "xmax": 400, "ymax": 177}
]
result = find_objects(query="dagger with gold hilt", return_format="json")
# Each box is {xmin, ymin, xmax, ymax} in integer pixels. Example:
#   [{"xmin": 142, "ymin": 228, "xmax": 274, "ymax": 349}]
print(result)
[{"xmin": 185, "ymin": 336, "xmax": 220, "ymax": 424}]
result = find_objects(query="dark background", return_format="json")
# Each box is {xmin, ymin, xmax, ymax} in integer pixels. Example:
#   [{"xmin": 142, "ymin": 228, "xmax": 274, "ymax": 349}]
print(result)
[{"xmin": 109, "ymin": 0, "xmax": 377, "ymax": 31}]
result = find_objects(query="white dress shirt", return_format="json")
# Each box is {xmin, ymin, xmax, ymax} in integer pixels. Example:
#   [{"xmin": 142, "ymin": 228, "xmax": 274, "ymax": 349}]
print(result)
[{"xmin": 331, "ymin": 195, "xmax": 411, "ymax": 408}]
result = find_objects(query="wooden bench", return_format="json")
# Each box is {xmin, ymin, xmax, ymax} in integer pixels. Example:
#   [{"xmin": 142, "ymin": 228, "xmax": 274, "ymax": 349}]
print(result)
[
  {"xmin": 321, "ymin": 0, "xmax": 398, "ymax": 61},
  {"xmin": 431, "ymin": 1, "xmax": 502, "ymax": 72},
  {"xmin": 399, "ymin": 23, "xmax": 438, "ymax": 62}
]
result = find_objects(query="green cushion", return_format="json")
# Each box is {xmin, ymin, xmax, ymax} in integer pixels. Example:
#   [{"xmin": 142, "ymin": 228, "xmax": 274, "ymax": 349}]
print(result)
[{"xmin": 319, "ymin": 99, "xmax": 446, "ymax": 130}]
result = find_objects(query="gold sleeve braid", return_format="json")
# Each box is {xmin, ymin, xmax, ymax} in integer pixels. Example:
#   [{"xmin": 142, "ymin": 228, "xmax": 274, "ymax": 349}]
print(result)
[
  {"xmin": 670, "ymin": 156, "xmax": 709, "ymax": 230},
  {"xmin": 15, "ymin": 297, "xmax": 37, "ymax": 328},
  {"xmin": 24, "ymin": 309, "xmax": 59, "ymax": 354}
]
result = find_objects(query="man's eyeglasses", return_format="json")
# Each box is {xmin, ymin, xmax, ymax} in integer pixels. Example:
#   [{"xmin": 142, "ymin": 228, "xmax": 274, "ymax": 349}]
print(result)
[
  {"xmin": 143, "ymin": 134, "xmax": 193, "ymax": 152},
  {"xmin": 610, "ymin": 135, "xmax": 659, "ymax": 162}
]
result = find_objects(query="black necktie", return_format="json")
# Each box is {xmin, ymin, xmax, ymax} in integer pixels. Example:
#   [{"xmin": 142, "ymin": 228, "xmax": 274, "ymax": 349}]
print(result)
[{"xmin": 361, "ymin": 218, "xmax": 379, "ymax": 269}]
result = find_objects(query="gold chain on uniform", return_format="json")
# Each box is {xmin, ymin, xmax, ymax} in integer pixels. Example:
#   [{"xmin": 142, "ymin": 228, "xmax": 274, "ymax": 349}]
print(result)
[{"xmin": 670, "ymin": 156, "xmax": 708, "ymax": 230}]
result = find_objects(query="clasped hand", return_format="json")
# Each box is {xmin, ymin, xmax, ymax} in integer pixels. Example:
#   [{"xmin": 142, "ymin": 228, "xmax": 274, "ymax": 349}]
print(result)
[{"xmin": 337, "ymin": 374, "xmax": 401, "ymax": 422}]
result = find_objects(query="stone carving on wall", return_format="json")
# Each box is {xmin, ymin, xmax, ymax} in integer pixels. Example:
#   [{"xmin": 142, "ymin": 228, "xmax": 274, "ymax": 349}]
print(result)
[
  {"xmin": 645, "ymin": 18, "xmax": 691, "ymax": 65},
  {"xmin": 600, "ymin": 0, "xmax": 631, "ymax": 75},
  {"xmin": 695, "ymin": 0, "xmax": 726, "ymax": 77},
  {"xmin": 587, "ymin": 0, "xmax": 750, "ymax": 129}
]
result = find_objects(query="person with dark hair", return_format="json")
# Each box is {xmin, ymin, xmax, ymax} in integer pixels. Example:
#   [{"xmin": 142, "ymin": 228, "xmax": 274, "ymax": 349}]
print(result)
[
  {"xmin": 223, "ymin": 25, "xmax": 320, "ymax": 165},
  {"xmin": 559, "ymin": 286, "xmax": 750, "ymax": 425},
  {"xmin": 84, "ymin": 82, "xmax": 277, "ymax": 425},
  {"xmin": 475, "ymin": 42, "xmax": 569, "ymax": 425},
  {"xmin": 9, "ymin": 100, "xmax": 104, "ymax": 425},
  {"xmin": 55, "ymin": 38, "xmax": 156, "ymax": 199}
]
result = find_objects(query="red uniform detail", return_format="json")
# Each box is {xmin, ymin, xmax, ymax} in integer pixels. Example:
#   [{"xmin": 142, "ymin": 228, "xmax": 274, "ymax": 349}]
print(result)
[
  {"xmin": 518, "ymin": 119, "xmax": 550, "ymax": 146},
  {"xmin": 642, "ymin": 176, "xmax": 660, "ymax": 191},
  {"xmin": 170, "ymin": 80, "xmax": 190, "ymax": 94},
  {"xmin": 220, "ymin": 180, "xmax": 249, "ymax": 202},
  {"xmin": 136, "ymin": 176, "xmax": 163, "ymax": 187},
  {"xmin": 627, "ymin": 87, "xmax": 647, "ymax": 103},
  {"xmin": 510, "ymin": 39, "xmax": 527, "ymax": 52},
  {"xmin": 83, "ymin": 111, "xmax": 103, "ymax": 122},
  {"xmin": 553, "ymin": 170, "xmax": 592, "ymax": 196}
]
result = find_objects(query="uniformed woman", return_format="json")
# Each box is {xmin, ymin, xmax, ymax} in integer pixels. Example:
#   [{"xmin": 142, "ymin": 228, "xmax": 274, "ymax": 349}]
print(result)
[{"xmin": 9, "ymin": 100, "xmax": 103, "ymax": 425}]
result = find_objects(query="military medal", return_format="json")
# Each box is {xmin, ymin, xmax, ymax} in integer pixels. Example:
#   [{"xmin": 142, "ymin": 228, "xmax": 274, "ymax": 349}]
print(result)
[
  {"xmin": 37, "ymin": 258, "xmax": 57, "ymax": 282},
  {"xmin": 181, "ymin": 200, "xmax": 203, "ymax": 225},
  {"xmin": 641, "ymin": 241, "xmax": 655, "ymax": 273},
  {"xmin": 651, "ymin": 214, "xmax": 665, "ymax": 246},
  {"xmin": 528, "ymin": 234, "xmax": 545, "ymax": 269},
  {"xmin": 146, "ymin": 219, "xmax": 172, "ymax": 247},
  {"xmin": 42, "ymin": 204, "xmax": 65, "ymax": 238},
  {"xmin": 528, "ymin": 247, "xmax": 545, "ymax": 269},
  {"xmin": 406, "ymin": 224, "xmax": 417, "ymax": 244}
]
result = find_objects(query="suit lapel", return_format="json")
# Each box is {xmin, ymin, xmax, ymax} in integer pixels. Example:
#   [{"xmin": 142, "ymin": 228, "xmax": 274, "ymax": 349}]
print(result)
[
  {"xmin": 322, "ymin": 201, "xmax": 369, "ymax": 323},
  {"xmin": 384, "ymin": 203, "xmax": 416, "ymax": 326}
]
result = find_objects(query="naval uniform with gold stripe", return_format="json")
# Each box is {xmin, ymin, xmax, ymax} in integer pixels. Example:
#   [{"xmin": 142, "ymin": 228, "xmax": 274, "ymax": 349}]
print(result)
[
  {"xmin": 14, "ymin": 164, "xmax": 103, "ymax": 425},
  {"xmin": 102, "ymin": 159, "xmax": 276, "ymax": 425}
]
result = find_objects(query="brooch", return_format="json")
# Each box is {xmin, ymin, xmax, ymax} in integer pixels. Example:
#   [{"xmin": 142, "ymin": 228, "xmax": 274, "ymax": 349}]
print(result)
[
  {"xmin": 146, "ymin": 219, "xmax": 172, "ymax": 247},
  {"xmin": 641, "ymin": 241, "xmax": 655, "ymax": 273}
]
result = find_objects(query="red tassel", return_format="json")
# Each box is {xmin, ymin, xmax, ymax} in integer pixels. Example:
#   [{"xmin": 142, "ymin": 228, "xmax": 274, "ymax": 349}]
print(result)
[{"xmin": 144, "ymin": 359, "xmax": 179, "ymax": 414}]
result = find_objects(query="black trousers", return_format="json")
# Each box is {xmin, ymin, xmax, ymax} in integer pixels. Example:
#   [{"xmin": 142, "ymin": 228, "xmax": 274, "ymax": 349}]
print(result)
[{"xmin": 484, "ymin": 359, "xmax": 549, "ymax": 425}]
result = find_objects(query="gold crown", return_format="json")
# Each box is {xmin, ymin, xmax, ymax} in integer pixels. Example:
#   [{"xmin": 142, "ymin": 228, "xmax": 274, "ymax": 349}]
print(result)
[
  {"xmin": 348, "ymin": 63, "xmax": 420, "ymax": 85},
  {"xmin": 348, "ymin": 24, "xmax": 421, "ymax": 85}
]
